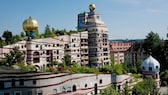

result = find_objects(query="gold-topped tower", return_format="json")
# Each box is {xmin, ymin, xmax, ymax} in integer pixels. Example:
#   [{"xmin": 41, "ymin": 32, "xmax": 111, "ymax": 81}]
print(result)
[
  {"xmin": 22, "ymin": 17, "xmax": 38, "ymax": 65},
  {"xmin": 89, "ymin": 4, "xmax": 96, "ymax": 12},
  {"xmin": 22, "ymin": 17, "xmax": 38, "ymax": 32}
]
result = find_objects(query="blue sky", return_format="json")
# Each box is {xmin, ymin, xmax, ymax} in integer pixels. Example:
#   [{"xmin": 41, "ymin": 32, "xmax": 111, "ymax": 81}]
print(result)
[{"xmin": 0, "ymin": 0, "xmax": 168, "ymax": 39}]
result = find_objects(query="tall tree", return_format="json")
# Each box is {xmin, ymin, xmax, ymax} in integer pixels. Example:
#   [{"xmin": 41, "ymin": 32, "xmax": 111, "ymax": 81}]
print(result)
[
  {"xmin": 44, "ymin": 25, "xmax": 55, "ymax": 37},
  {"xmin": 142, "ymin": 31, "xmax": 162, "ymax": 58},
  {"xmin": 2, "ymin": 30, "xmax": 13, "ymax": 45}
]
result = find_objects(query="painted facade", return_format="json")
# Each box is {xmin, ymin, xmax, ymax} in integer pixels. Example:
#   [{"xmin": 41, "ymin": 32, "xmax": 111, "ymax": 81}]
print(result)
[
  {"xmin": 0, "ymin": 31, "xmax": 88, "ymax": 69},
  {"xmin": 77, "ymin": 5, "xmax": 110, "ymax": 67},
  {"xmin": 0, "ymin": 69, "xmax": 133, "ymax": 95}
]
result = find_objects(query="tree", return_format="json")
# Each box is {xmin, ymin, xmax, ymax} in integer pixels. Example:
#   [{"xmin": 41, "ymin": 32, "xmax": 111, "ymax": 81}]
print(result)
[
  {"xmin": 0, "ymin": 37, "xmax": 6, "ymax": 48},
  {"xmin": 20, "ymin": 31, "xmax": 25, "ymax": 38},
  {"xmin": 124, "ymin": 84, "xmax": 129, "ymax": 95},
  {"xmin": 160, "ymin": 70, "xmax": 168, "ymax": 86},
  {"xmin": 132, "ymin": 77, "xmax": 159, "ymax": 95},
  {"xmin": 142, "ymin": 31, "xmax": 161, "ymax": 58},
  {"xmin": 62, "ymin": 54, "xmax": 72, "ymax": 66},
  {"xmin": 13, "ymin": 35, "xmax": 21, "ymax": 43},
  {"xmin": 44, "ymin": 25, "xmax": 55, "ymax": 37},
  {"xmin": 2, "ymin": 30, "xmax": 13, "ymax": 45},
  {"xmin": 100, "ymin": 85, "xmax": 120, "ymax": 95},
  {"xmin": 4, "ymin": 46, "xmax": 25, "ymax": 67}
]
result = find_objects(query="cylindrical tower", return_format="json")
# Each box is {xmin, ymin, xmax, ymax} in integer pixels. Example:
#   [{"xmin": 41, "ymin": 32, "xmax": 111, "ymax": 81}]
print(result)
[
  {"xmin": 77, "ymin": 4, "xmax": 110, "ymax": 67},
  {"xmin": 22, "ymin": 17, "xmax": 38, "ymax": 65}
]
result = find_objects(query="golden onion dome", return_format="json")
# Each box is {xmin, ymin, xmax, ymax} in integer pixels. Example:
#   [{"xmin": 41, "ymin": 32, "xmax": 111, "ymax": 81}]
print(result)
[
  {"xmin": 22, "ymin": 17, "xmax": 38, "ymax": 32},
  {"xmin": 89, "ymin": 4, "xmax": 96, "ymax": 12}
]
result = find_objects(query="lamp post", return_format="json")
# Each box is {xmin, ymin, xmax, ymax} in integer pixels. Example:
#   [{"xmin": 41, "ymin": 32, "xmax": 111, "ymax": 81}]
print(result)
[{"xmin": 22, "ymin": 17, "xmax": 38, "ymax": 65}]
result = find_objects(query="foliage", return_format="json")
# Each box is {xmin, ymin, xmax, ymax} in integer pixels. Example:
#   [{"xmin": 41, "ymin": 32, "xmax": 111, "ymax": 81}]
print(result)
[
  {"xmin": 124, "ymin": 84, "xmax": 129, "ymax": 95},
  {"xmin": 99, "ymin": 64, "xmax": 126, "ymax": 75},
  {"xmin": 20, "ymin": 31, "xmax": 26, "ymax": 37},
  {"xmin": 100, "ymin": 85, "xmax": 120, "ymax": 95},
  {"xmin": 13, "ymin": 34, "xmax": 21, "ymax": 43},
  {"xmin": 160, "ymin": 70, "xmax": 168, "ymax": 86},
  {"xmin": 4, "ymin": 46, "xmax": 25, "ymax": 66},
  {"xmin": 62, "ymin": 54, "xmax": 72, "ymax": 66},
  {"xmin": 44, "ymin": 25, "xmax": 55, "ymax": 37},
  {"xmin": 17, "ymin": 63, "xmax": 36, "ymax": 71},
  {"xmin": 132, "ymin": 77, "xmax": 159, "ymax": 95},
  {"xmin": 131, "ymin": 74, "xmax": 141, "ymax": 79},
  {"xmin": 0, "ymin": 37, "xmax": 6, "ymax": 47},
  {"xmin": 142, "ymin": 31, "xmax": 161, "ymax": 58},
  {"xmin": 2, "ymin": 30, "xmax": 13, "ymax": 45},
  {"xmin": 71, "ymin": 64, "xmax": 100, "ymax": 73}
]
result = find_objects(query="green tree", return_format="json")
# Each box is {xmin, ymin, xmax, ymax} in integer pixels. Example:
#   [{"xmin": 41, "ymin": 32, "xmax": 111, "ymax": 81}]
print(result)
[
  {"xmin": 124, "ymin": 84, "xmax": 129, "ymax": 95},
  {"xmin": 62, "ymin": 54, "xmax": 72, "ymax": 66},
  {"xmin": 4, "ymin": 46, "xmax": 25, "ymax": 67},
  {"xmin": 159, "ymin": 39, "xmax": 168, "ymax": 71},
  {"xmin": 13, "ymin": 35, "xmax": 21, "ymax": 43},
  {"xmin": 44, "ymin": 25, "xmax": 55, "ymax": 37},
  {"xmin": 2, "ymin": 30, "xmax": 13, "ymax": 45},
  {"xmin": 20, "ymin": 31, "xmax": 25, "ymax": 37},
  {"xmin": 99, "ymin": 64, "xmax": 125, "ymax": 74},
  {"xmin": 142, "ymin": 31, "xmax": 161, "ymax": 57},
  {"xmin": 160, "ymin": 70, "xmax": 168, "ymax": 86},
  {"xmin": 35, "ymin": 30, "xmax": 40, "ymax": 38},
  {"xmin": 0, "ymin": 37, "xmax": 6, "ymax": 48},
  {"xmin": 100, "ymin": 85, "xmax": 120, "ymax": 95},
  {"xmin": 132, "ymin": 77, "xmax": 159, "ymax": 95}
]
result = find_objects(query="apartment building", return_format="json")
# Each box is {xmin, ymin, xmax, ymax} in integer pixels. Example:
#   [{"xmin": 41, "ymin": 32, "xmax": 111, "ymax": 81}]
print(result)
[
  {"xmin": 1, "ymin": 31, "xmax": 88, "ymax": 69},
  {"xmin": 77, "ymin": 4, "xmax": 110, "ymax": 67},
  {"xmin": 109, "ymin": 41, "xmax": 132, "ymax": 64},
  {"xmin": 124, "ymin": 42, "xmax": 145, "ymax": 66}
]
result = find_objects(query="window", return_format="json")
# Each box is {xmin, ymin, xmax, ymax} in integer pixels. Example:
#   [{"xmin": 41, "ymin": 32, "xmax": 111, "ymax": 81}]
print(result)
[
  {"xmin": 72, "ymin": 85, "xmax": 77, "ymax": 92},
  {"xmin": 37, "ymin": 90, "xmax": 43, "ymax": 95},
  {"xmin": 0, "ymin": 81, "xmax": 4, "ymax": 89},
  {"xmin": 4, "ymin": 93, "xmax": 10, "ymax": 95},
  {"xmin": 45, "ymin": 44, "xmax": 47, "ymax": 47},
  {"xmin": 40, "ymin": 45, "xmax": 42, "ymax": 50},
  {"xmin": 36, "ymin": 44, "xmax": 38, "ymax": 48},
  {"xmin": 156, "ymin": 66, "xmax": 158, "ymax": 69},
  {"xmin": 57, "ymin": 50, "xmax": 59, "ymax": 54},
  {"xmin": 19, "ymin": 79, "xmax": 24, "ymax": 86},
  {"xmin": 14, "ymin": 91, "xmax": 22, "ymax": 95},
  {"xmin": 52, "ymin": 89, "xmax": 57, "ymax": 94},
  {"xmin": 142, "ymin": 66, "xmax": 145, "ymax": 70},
  {"xmin": 99, "ymin": 79, "xmax": 102, "ymax": 84},
  {"xmin": 85, "ymin": 84, "xmax": 87, "ymax": 88},
  {"xmin": 12, "ymin": 79, "xmax": 15, "ymax": 87},
  {"xmin": 149, "ymin": 67, "xmax": 152, "ymax": 71},
  {"xmin": 28, "ymin": 91, "xmax": 32, "ymax": 95},
  {"xmin": 33, "ymin": 80, "xmax": 36, "ymax": 85},
  {"xmin": 57, "ymin": 44, "xmax": 59, "ymax": 47}
]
